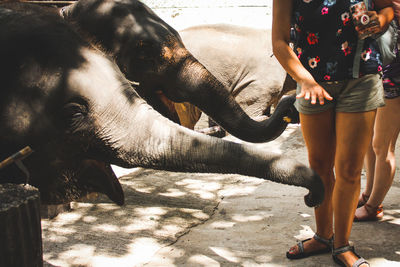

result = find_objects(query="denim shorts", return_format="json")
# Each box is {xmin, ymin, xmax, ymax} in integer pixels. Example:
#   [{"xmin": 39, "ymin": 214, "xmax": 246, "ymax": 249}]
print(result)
[{"xmin": 295, "ymin": 74, "xmax": 385, "ymax": 114}]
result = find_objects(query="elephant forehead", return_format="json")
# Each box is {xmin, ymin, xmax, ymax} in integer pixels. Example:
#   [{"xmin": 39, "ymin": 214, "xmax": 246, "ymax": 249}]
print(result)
[
  {"xmin": 67, "ymin": 48, "xmax": 125, "ymax": 99},
  {"xmin": 94, "ymin": 0, "xmax": 114, "ymax": 13},
  {"xmin": 18, "ymin": 58, "xmax": 63, "ymax": 93}
]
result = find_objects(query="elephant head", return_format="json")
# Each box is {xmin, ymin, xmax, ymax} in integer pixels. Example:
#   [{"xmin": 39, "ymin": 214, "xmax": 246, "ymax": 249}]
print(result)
[
  {"xmin": 0, "ymin": 3, "xmax": 323, "ymax": 207},
  {"xmin": 60, "ymin": 0, "xmax": 299, "ymax": 143}
]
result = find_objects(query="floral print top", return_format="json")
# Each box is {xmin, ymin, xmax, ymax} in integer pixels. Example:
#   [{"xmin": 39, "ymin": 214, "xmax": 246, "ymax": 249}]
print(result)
[{"xmin": 292, "ymin": 0, "xmax": 382, "ymax": 82}]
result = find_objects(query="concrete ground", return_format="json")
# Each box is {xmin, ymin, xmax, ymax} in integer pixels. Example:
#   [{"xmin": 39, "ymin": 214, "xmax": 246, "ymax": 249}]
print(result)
[
  {"xmin": 42, "ymin": 1, "xmax": 400, "ymax": 266},
  {"xmin": 42, "ymin": 124, "xmax": 400, "ymax": 267}
]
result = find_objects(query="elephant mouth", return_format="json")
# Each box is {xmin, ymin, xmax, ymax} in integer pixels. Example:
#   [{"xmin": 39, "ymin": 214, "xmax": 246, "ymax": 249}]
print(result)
[
  {"xmin": 77, "ymin": 159, "xmax": 125, "ymax": 206},
  {"xmin": 0, "ymin": 148, "xmax": 125, "ymax": 206},
  {"xmin": 35, "ymin": 158, "xmax": 125, "ymax": 206}
]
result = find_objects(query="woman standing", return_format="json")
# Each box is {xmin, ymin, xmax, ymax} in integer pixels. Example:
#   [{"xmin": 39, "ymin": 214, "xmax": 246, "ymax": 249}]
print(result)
[
  {"xmin": 355, "ymin": 1, "xmax": 400, "ymax": 221},
  {"xmin": 272, "ymin": 0, "xmax": 393, "ymax": 266}
]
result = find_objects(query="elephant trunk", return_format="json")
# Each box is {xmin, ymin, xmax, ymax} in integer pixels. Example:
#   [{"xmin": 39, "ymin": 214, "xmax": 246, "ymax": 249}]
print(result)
[
  {"xmin": 165, "ymin": 55, "xmax": 295, "ymax": 143},
  {"xmin": 109, "ymin": 99, "xmax": 323, "ymax": 207},
  {"xmin": 60, "ymin": 1, "xmax": 295, "ymax": 143}
]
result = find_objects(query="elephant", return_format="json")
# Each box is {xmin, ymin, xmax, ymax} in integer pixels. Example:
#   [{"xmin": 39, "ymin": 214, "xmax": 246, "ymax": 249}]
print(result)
[
  {"xmin": 173, "ymin": 24, "xmax": 299, "ymax": 133},
  {"xmin": 0, "ymin": 2, "xmax": 323, "ymax": 207},
  {"xmin": 60, "ymin": 0, "xmax": 299, "ymax": 143}
]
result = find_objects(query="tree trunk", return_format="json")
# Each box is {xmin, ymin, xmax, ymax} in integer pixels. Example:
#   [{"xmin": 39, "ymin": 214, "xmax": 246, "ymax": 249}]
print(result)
[{"xmin": 0, "ymin": 183, "xmax": 43, "ymax": 267}]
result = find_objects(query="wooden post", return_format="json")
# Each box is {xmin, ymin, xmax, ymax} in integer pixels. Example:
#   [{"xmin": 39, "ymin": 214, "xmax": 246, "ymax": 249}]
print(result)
[{"xmin": 0, "ymin": 183, "xmax": 43, "ymax": 267}]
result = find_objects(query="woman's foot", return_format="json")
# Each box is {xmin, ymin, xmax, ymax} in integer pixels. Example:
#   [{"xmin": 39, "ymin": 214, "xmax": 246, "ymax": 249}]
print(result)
[
  {"xmin": 357, "ymin": 192, "xmax": 369, "ymax": 208},
  {"xmin": 354, "ymin": 203, "xmax": 383, "ymax": 221},
  {"xmin": 332, "ymin": 245, "xmax": 369, "ymax": 267},
  {"xmin": 286, "ymin": 234, "xmax": 333, "ymax": 259}
]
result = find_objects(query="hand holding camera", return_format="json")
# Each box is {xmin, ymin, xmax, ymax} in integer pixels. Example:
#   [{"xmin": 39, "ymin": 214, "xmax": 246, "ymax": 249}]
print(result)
[{"xmin": 350, "ymin": 2, "xmax": 381, "ymax": 39}]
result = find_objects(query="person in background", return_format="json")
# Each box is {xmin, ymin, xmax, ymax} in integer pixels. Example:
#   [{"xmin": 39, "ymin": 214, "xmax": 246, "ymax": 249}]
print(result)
[
  {"xmin": 355, "ymin": 0, "xmax": 400, "ymax": 221},
  {"xmin": 272, "ymin": 0, "xmax": 393, "ymax": 266}
]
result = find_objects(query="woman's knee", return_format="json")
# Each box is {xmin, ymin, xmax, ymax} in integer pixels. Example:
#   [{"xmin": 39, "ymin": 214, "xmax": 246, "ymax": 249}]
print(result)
[
  {"xmin": 335, "ymin": 164, "xmax": 362, "ymax": 184},
  {"xmin": 372, "ymin": 140, "xmax": 389, "ymax": 158},
  {"xmin": 309, "ymin": 157, "xmax": 334, "ymax": 179}
]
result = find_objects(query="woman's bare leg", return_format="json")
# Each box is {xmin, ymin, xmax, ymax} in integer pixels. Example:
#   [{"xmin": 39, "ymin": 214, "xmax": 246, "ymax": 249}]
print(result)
[
  {"xmin": 287, "ymin": 109, "xmax": 336, "ymax": 255},
  {"xmin": 363, "ymin": 139, "xmax": 375, "ymax": 197},
  {"xmin": 333, "ymin": 110, "xmax": 376, "ymax": 266},
  {"xmin": 366, "ymin": 98, "xmax": 400, "ymax": 207}
]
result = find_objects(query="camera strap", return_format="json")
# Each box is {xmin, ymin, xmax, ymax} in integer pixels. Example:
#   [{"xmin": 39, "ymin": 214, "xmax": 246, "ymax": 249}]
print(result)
[
  {"xmin": 352, "ymin": 0, "xmax": 369, "ymax": 78},
  {"xmin": 352, "ymin": 38, "xmax": 365, "ymax": 78}
]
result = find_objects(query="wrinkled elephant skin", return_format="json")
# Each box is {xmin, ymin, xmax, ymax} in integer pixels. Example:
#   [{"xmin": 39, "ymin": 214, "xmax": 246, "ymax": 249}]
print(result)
[
  {"xmin": 180, "ymin": 25, "xmax": 293, "ymax": 117},
  {"xmin": 0, "ymin": 3, "xmax": 323, "ymax": 208},
  {"xmin": 61, "ymin": 0, "xmax": 298, "ymax": 143},
  {"xmin": 176, "ymin": 24, "xmax": 299, "ymax": 130}
]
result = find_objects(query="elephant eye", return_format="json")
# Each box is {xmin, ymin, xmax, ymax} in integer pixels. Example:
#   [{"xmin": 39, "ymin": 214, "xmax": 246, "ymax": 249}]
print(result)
[{"xmin": 63, "ymin": 102, "xmax": 87, "ymax": 124}]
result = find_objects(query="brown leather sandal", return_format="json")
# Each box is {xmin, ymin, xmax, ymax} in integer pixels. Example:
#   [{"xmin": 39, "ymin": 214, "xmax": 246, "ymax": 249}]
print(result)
[
  {"xmin": 357, "ymin": 193, "xmax": 369, "ymax": 208},
  {"xmin": 354, "ymin": 203, "xmax": 383, "ymax": 222}
]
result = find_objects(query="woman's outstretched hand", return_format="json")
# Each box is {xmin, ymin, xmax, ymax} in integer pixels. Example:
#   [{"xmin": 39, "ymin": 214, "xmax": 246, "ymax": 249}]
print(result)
[{"xmin": 296, "ymin": 79, "xmax": 333, "ymax": 105}]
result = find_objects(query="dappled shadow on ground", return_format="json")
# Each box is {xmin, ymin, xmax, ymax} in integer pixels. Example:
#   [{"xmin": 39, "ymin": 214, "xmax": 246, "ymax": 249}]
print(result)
[
  {"xmin": 144, "ymin": 125, "xmax": 400, "ymax": 266},
  {"xmin": 145, "ymin": 175, "xmax": 400, "ymax": 266},
  {"xmin": 41, "ymin": 168, "xmax": 244, "ymax": 266},
  {"xmin": 42, "ymin": 125, "xmax": 400, "ymax": 266}
]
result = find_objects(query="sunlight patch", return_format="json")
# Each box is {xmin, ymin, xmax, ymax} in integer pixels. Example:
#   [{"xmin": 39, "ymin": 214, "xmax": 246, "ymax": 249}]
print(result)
[
  {"xmin": 122, "ymin": 219, "xmax": 158, "ymax": 233},
  {"xmin": 90, "ymin": 238, "xmax": 162, "ymax": 267},
  {"xmin": 294, "ymin": 225, "xmax": 314, "ymax": 240},
  {"xmin": 52, "ymin": 212, "xmax": 82, "ymax": 224},
  {"xmin": 113, "ymin": 210, "xmax": 127, "ymax": 216},
  {"xmin": 210, "ymin": 220, "xmax": 236, "ymax": 229},
  {"xmin": 111, "ymin": 165, "xmax": 141, "ymax": 177},
  {"xmin": 189, "ymin": 210, "xmax": 209, "ymax": 220},
  {"xmin": 232, "ymin": 213, "xmax": 267, "ymax": 222},
  {"xmin": 43, "ymin": 234, "xmax": 68, "ymax": 243},
  {"xmin": 92, "ymin": 224, "xmax": 119, "ymax": 232},
  {"xmin": 188, "ymin": 254, "xmax": 220, "ymax": 266},
  {"xmin": 191, "ymin": 189, "xmax": 216, "ymax": 200},
  {"xmin": 58, "ymin": 244, "xmax": 95, "ymax": 266},
  {"xmin": 385, "ymin": 209, "xmax": 400, "ymax": 225},
  {"xmin": 254, "ymin": 254, "xmax": 273, "ymax": 262},
  {"xmin": 87, "ymin": 203, "xmax": 119, "ymax": 211},
  {"xmin": 135, "ymin": 206, "xmax": 168, "ymax": 216},
  {"xmin": 210, "ymin": 247, "xmax": 239, "ymax": 263},
  {"xmin": 158, "ymin": 188, "xmax": 187, "ymax": 197},
  {"xmin": 136, "ymin": 186, "xmax": 157, "ymax": 193},
  {"xmin": 177, "ymin": 179, "xmax": 221, "ymax": 190},
  {"xmin": 154, "ymin": 224, "xmax": 182, "ymax": 236},
  {"xmin": 83, "ymin": 216, "xmax": 97, "ymax": 223},
  {"xmin": 219, "ymin": 185, "xmax": 258, "ymax": 197}
]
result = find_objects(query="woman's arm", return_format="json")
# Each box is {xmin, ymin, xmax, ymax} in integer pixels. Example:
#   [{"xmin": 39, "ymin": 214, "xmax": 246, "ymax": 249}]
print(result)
[
  {"xmin": 358, "ymin": 0, "xmax": 394, "ymax": 36},
  {"xmin": 271, "ymin": 0, "xmax": 332, "ymax": 105},
  {"xmin": 393, "ymin": 0, "xmax": 400, "ymax": 24},
  {"xmin": 374, "ymin": 0, "xmax": 395, "ymax": 29}
]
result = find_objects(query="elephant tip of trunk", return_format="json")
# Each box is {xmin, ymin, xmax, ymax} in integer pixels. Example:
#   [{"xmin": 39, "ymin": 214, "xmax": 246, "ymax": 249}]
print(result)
[
  {"xmin": 112, "ymin": 194, "xmax": 125, "ymax": 206},
  {"xmin": 304, "ymin": 192, "xmax": 322, "ymax": 207},
  {"xmin": 303, "ymin": 183, "xmax": 324, "ymax": 207},
  {"xmin": 299, "ymin": 167, "xmax": 324, "ymax": 207}
]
